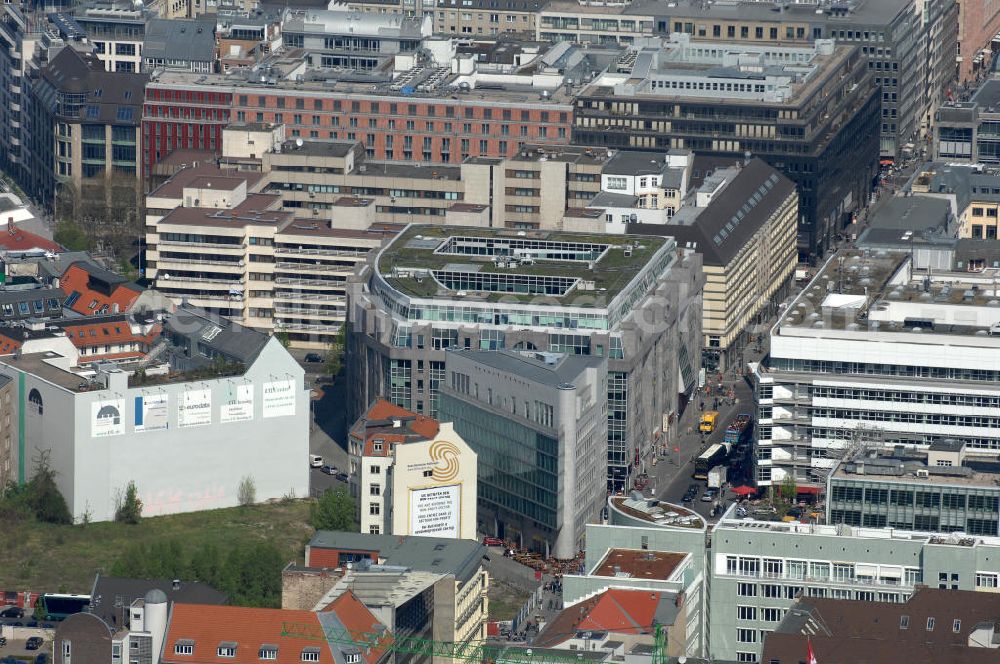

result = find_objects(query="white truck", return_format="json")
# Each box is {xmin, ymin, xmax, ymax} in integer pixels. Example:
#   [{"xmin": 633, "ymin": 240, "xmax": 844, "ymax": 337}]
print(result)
[{"xmin": 708, "ymin": 465, "xmax": 727, "ymax": 489}]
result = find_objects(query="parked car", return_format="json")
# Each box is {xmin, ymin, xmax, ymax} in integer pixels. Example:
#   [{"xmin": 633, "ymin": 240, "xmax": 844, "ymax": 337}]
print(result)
[
  {"xmin": 0, "ymin": 635, "xmax": 7, "ymax": 647},
  {"xmin": 483, "ymin": 536, "xmax": 504, "ymax": 546},
  {"xmin": 0, "ymin": 607, "xmax": 23, "ymax": 619},
  {"xmin": 304, "ymin": 353, "xmax": 323, "ymax": 363},
  {"xmin": 701, "ymin": 488, "xmax": 718, "ymax": 502},
  {"xmin": 321, "ymin": 464, "xmax": 337, "ymax": 475},
  {"xmin": 335, "ymin": 472, "xmax": 349, "ymax": 483},
  {"xmin": 309, "ymin": 454, "xmax": 323, "ymax": 468},
  {"xmin": 25, "ymin": 637, "xmax": 43, "ymax": 650},
  {"xmin": 35, "ymin": 654, "xmax": 48, "ymax": 664}
]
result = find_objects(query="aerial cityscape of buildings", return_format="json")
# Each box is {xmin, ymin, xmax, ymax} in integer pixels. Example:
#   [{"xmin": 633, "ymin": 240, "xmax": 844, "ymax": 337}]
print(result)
[{"xmin": 0, "ymin": 0, "xmax": 999, "ymax": 662}]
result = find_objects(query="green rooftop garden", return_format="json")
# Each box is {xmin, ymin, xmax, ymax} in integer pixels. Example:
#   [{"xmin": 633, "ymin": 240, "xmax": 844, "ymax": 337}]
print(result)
[{"xmin": 376, "ymin": 225, "xmax": 670, "ymax": 305}]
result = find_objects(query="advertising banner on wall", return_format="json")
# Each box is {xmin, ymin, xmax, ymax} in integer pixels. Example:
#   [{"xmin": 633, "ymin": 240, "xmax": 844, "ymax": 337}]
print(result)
[
  {"xmin": 92, "ymin": 399, "xmax": 125, "ymax": 438},
  {"xmin": 134, "ymin": 394, "xmax": 169, "ymax": 432},
  {"xmin": 221, "ymin": 383, "xmax": 254, "ymax": 423},
  {"xmin": 409, "ymin": 485, "xmax": 460, "ymax": 538},
  {"xmin": 262, "ymin": 379, "xmax": 296, "ymax": 419},
  {"xmin": 178, "ymin": 388, "xmax": 212, "ymax": 427}
]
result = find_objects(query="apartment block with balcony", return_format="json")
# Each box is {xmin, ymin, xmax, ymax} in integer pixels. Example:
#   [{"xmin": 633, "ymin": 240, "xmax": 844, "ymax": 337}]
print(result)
[{"xmin": 145, "ymin": 158, "xmax": 393, "ymax": 348}]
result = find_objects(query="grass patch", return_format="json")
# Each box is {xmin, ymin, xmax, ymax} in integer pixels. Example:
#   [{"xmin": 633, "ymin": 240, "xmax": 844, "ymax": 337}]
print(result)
[
  {"xmin": 488, "ymin": 580, "xmax": 531, "ymax": 622},
  {"xmin": 0, "ymin": 500, "xmax": 314, "ymax": 594}
]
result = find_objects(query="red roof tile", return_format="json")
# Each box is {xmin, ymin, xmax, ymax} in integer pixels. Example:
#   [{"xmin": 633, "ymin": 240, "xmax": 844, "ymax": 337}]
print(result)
[
  {"xmin": 0, "ymin": 224, "xmax": 62, "ymax": 252},
  {"xmin": 60, "ymin": 263, "xmax": 141, "ymax": 315},
  {"xmin": 353, "ymin": 399, "xmax": 440, "ymax": 456},
  {"xmin": 535, "ymin": 589, "xmax": 666, "ymax": 648},
  {"xmin": 161, "ymin": 599, "xmax": 388, "ymax": 664}
]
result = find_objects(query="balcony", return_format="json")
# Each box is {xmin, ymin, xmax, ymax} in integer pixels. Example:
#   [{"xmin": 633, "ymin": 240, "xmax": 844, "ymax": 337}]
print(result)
[
  {"xmin": 274, "ymin": 291, "xmax": 343, "ymax": 303},
  {"xmin": 274, "ymin": 246, "xmax": 369, "ymax": 258},
  {"xmin": 157, "ymin": 275, "xmax": 243, "ymax": 286},
  {"xmin": 158, "ymin": 256, "xmax": 244, "ymax": 270},
  {"xmin": 275, "ymin": 261, "xmax": 351, "ymax": 273},
  {"xmin": 275, "ymin": 277, "xmax": 345, "ymax": 288},
  {"xmin": 158, "ymin": 239, "xmax": 245, "ymax": 251},
  {"xmin": 274, "ymin": 306, "xmax": 344, "ymax": 318},
  {"xmin": 274, "ymin": 321, "xmax": 341, "ymax": 333}
]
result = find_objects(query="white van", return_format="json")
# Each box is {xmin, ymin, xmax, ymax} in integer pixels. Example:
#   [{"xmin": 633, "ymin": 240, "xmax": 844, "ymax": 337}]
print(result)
[{"xmin": 309, "ymin": 454, "xmax": 323, "ymax": 468}]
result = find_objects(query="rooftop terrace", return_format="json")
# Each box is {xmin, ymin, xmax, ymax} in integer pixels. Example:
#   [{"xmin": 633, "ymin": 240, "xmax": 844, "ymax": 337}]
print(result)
[{"xmin": 374, "ymin": 225, "xmax": 670, "ymax": 306}]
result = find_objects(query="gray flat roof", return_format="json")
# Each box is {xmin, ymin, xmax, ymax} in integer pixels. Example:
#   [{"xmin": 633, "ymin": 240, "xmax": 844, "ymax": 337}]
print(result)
[
  {"xmin": 445, "ymin": 349, "xmax": 605, "ymax": 388},
  {"xmin": 868, "ymin": 196, "xmax": 951, "ymax": 232},
  {"xmin": 308, "ymin": 531, "xmax": 486, "ymax": 585},
  {"xmin": 623, "ymin": 0, "xmax": 913, "ymax": 26},
  {"xmin": 279, "ymin": 139, "xmax": 356, "ymax": 158}
]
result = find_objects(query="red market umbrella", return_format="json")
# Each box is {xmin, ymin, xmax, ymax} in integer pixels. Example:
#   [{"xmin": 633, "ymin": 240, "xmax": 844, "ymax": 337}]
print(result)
[{"xmin": 731, "ymin": 486, "xmax": 757, "ymax": 496}]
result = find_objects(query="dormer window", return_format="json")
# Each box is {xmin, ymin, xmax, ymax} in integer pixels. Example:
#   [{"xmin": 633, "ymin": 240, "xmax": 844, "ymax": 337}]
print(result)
[
  {"xmin": 259, "ymin": 645, "xmax": 278, "ymax": 660},
  {"xmin": 218, "ymin": 642, "xmax": 237, "ymax": 658},
  {"xmin": 301, "ymin": 647, "xmax": 321, "ymax": 662},
  {"xmin": 174, "ymin": 640, "xmax": 194, "ymax": 655},
  {"xmin": 345, "ymin": 654, "xmax": 360, "ymax": 664}
]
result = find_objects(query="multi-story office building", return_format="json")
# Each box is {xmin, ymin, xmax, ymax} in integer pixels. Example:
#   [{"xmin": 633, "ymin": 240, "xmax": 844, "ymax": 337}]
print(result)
[
  {"xmin": 346, "ymin": 398, "xmax": 478, "ymax": 539},
  {"xmin": 536, "ymin": 1, "xmax": 655, "ymax": 45},
  {"xmin": 347, "ymin": 224, "xmax": 704, "ymax": 491},
  {"xmin": 576, "ymin": 505, "xmax": 1000, "ymax": 662},
  {"xmin": 66, "ymin": 0, "xmax": 147, "ymax": 73},
  {"xmin": 626, "ymin": 0, "xmax": 948, "ymax": 159},
  {"xmin": 345, "ymin": 0, "xmax": 542, "ymax": 37},
  {"xmin": 439, "ymin": 349, "xmax": 607, "ymax": 558},
  {"xmin": 753, "ymin": 248, "xmax": 1000, "ymax": 490},
  {"xmin": 28, "ymin": 45, "xmax": 146, "ymax": 202},
  {"xmin": 141, "ymin": 35, "xmax": 585, "ymax": 176},
  {"xmin": 956, "ymin": 0, "xmax": 1000, "ymax": 82},
  {"xmin": 572, "ymin": 34, "xmax": 878, "ymax": 256},
  {"xmin": 706, "ymin": 509, "xmax": 1000, "ymax": 662},
  {"xmin": 630, "ymin": 159, "xmax": 798, "ymax": 371},
  {"xmin": 935, "ymin": 78, "xmax": 1000, "ymax": 163},
  {"xmin": 826, "ymin": 441, "xmax": 1000, "ymax": 536},
  {"xmin": 280, "ymin": 8, "xmax": 429, "ymax": 71},
  {"xmin": 0, "ymin": 4, "xmax": 35, "ymax": 185}
]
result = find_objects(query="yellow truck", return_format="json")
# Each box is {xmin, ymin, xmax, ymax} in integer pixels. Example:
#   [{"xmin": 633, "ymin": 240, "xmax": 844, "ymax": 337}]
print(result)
[{"xmin": 699, "ymin": 410, "xmax": 720, "ymax": 434}]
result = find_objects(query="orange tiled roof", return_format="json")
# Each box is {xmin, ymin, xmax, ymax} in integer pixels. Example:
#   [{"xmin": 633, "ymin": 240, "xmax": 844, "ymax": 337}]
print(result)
[
  {"xmin": 161, "ymin": 600, "xmax": 387, "ymax": 664},
  {"xmin": 355, "ymin": 399, "xmax": 440, "ymax": 456},
  {"xmin": 60, "ymin": 263, "xmax": 141, "ymax": 315},
  {"xmin": 534, "ymin": 589, "xmax": 666, "ymax": 648},
  {"xmin": 0, "ymin": 224, "xmax": 61, "ymax": 252},
  {"xmin": 62, "ymin": 320, "xmax": 160, "ymax": 349}
]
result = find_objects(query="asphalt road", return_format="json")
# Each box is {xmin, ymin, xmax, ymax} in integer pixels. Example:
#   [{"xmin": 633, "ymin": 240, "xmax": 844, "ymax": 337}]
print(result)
[{"xmin": 287, "ymin": 349, "xmax": 350, "ymax": 498}]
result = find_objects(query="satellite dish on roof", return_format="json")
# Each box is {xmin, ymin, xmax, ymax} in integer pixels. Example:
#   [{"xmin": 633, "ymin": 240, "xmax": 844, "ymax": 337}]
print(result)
[{"xmin": 295, "ymin": 138, "xmax": 304, "ymax": 148}]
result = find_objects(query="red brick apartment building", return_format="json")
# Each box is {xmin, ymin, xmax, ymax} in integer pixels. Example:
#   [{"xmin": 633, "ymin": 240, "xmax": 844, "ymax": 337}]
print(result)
[{"xmin": 142, "ymin": 76, "xmax": 573, "ymax": 176}]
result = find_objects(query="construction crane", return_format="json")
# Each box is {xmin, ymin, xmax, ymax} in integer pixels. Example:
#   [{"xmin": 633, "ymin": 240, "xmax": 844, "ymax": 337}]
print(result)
[{"xmin": 282, "ymin": 622, "xmax": 669, "ymax": 663}]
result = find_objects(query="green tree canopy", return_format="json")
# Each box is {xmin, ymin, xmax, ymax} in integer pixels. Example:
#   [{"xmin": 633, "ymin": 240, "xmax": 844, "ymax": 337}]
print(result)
[{"xmin": 310, "ymin": 488, "xmax": 355, "ymax": 532}]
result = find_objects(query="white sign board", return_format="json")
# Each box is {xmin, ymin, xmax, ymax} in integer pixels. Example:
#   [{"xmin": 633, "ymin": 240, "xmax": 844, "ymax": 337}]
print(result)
[
  {"xmin": 134, "ymin": 394, "xmax": 169, "ymax": 432},
  {"xmin": 221, "ymin": 383, "xmax": 254, "ymax": 423},
  {"xmin": 92, "ymin": 399, "xmax": 125, "ymax": 438},
  {"xmin": 178, "ymin": 388, "xmax": 212, "ymax": 428},
  {"xmin": 409, "ymin": 485, "xmax": 460, "ymax": 538},
  {"xmin": 262, "ymin": 379, "xmax": 296, "ymax": 419}
]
